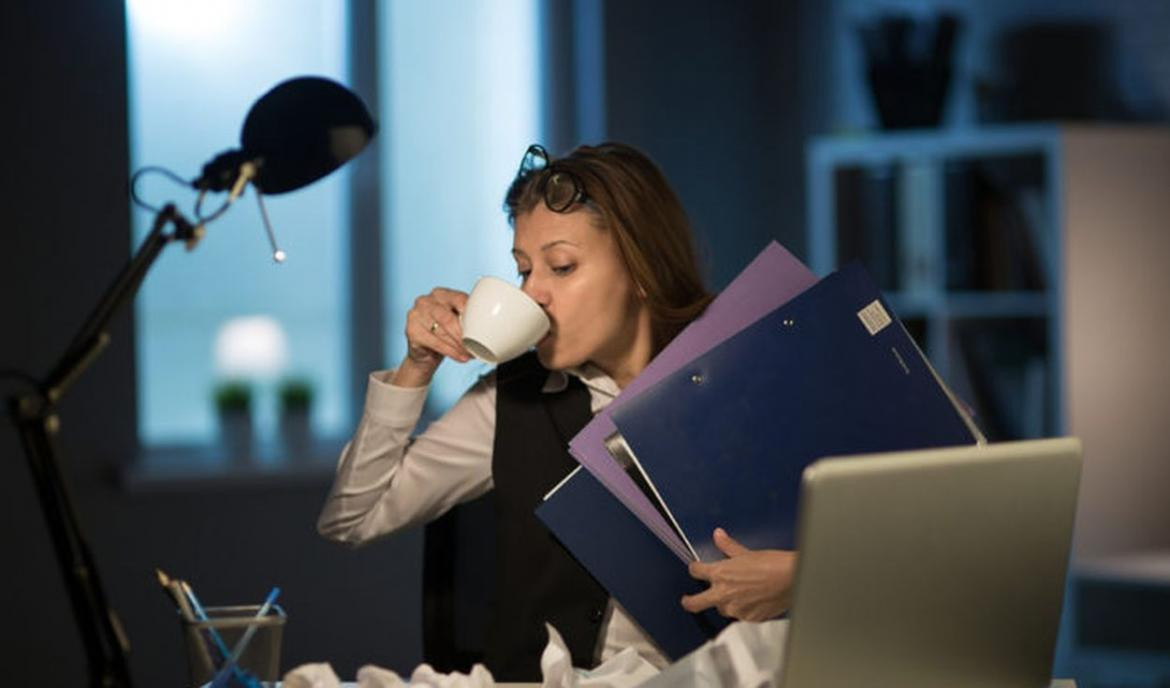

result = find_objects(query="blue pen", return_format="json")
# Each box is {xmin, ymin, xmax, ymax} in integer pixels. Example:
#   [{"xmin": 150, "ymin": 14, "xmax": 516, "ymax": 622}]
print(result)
[
  {"xmin": 209, "ymin": 587, "xmax": 281, "ymax": 688},
  {"xmin": 182, "ymin": 581, "xmax": 257, "ymax": 687}
]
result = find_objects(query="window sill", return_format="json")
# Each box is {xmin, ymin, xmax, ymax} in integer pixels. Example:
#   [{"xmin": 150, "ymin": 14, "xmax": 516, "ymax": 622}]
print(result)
[{"xmin": 121, "ymin": 437, "xmax": 346, "ymax": 493}]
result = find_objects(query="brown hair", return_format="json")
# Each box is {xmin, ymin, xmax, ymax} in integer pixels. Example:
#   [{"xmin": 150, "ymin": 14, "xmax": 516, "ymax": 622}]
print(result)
[{"xmin": 503, "ymin": 142, "xmax": 713, "ymax": 353}]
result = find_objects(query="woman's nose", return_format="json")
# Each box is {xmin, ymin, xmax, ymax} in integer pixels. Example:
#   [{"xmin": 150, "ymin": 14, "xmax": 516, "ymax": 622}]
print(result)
[{"xmin": 522, "ymin": 275, "xmax": 550, "ymax": 307}]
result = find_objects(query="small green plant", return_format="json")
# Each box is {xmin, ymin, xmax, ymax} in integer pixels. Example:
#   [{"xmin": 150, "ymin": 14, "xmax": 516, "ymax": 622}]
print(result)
[
  {"xmin": 278, "ymin": 377, "xmax": 314, "ymax": 413},
  {"xmin": 213, "ymin": 380, "xmax": 252, "ymax": 413}
]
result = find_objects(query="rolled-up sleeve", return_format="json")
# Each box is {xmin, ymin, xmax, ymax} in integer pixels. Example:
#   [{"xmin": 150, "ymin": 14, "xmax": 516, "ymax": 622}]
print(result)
[{"xmin": 316, "ymin": 369, "xmax": 497, "ymax": 546}]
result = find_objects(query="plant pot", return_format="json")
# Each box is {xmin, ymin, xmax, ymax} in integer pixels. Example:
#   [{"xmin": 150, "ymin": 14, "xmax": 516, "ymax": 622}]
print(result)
[
  {"xmin": 218, "ymin": 408, "xmax": 254, "ymax": 464},
  {"xmin": 279, "ymin": 407, "xmax": 312, "ymax": 461}
]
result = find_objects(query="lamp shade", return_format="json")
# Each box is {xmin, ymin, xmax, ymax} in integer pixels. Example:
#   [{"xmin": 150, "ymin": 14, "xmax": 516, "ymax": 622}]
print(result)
[
  {"xmin": 241, "ymin": 76, "xmax": 377, "ymax": 194},
  {"xmin": 195, "ymin": 76, "xmax": 377, "ymax": 195}
]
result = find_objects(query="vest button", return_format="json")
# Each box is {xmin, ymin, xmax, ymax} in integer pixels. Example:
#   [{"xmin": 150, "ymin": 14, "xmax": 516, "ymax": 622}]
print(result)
[{"xmin": 590, "ymin": 608, "xmax": 604, "ymax": 624}]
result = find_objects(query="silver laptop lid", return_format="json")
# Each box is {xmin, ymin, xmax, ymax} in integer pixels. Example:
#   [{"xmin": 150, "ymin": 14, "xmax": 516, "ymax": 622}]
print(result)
[{"xmin": 781, "ymin": 438, "xmax": 1082, "ymax": 688}]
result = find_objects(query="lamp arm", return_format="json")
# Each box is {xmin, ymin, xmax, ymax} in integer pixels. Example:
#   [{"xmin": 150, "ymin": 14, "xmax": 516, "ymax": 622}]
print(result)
[
  {"xmin": 43, "ymin": 204, "xmax": 197, "ymax": 402},
  {"xmin": 10, "ymin": 402, "xmax": 133, "ymax": 688},
  {"xmin": 9, "ymin": 203, "xmax": 197, "ymax": 688}
]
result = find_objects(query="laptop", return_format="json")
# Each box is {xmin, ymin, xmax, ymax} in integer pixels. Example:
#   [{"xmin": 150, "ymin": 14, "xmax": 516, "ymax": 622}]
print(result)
[
  {"xmin": 780, "ymin": 437, "xmax": 1082, "ymax": 687},
  {"xmin": 642, "ymin": 438, "xmax": 1082, "ymax": 687}
]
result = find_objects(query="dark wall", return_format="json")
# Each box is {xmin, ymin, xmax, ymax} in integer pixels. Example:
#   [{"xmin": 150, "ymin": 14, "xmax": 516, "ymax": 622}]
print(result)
[
  {"xmin": 0, "ymin": 2, "xmax": 422, "ymax": 684},
  {"xmin": 1, "ymin": 0, "xmax": 138, "ymax": 681},
  {"xmin": 603, "ymin": 0, "xmax": 815, "ymax": 289}
]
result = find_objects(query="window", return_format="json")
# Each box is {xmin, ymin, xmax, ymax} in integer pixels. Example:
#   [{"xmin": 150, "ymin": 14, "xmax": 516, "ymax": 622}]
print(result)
[
  {"xmin": 126, "ymin": 0, "xmax": 544, "ymax": 454},
  {"xmin": 380, "ymin": 1, "xmax": 543, "ymax": 411},
  {"xmin": 126, "ymin": 0, "xmax": 350, "ymax": 447}
]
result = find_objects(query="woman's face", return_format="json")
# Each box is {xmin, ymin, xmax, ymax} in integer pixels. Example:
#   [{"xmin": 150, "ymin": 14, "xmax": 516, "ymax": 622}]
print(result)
[{"xmin": 512, "ymin": 204, "xmax": 651, "ymax": 378}]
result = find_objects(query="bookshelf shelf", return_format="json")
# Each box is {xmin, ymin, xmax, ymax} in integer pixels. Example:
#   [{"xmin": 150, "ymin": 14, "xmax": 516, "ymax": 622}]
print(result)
[
  {"xmin": 886, "ymin": 291, "xmax": 1051, "ymax": 320},
  {"xmin": 808, "ymin": 125, "xmax": 1067, "ymax": 441},
  {"xmin": 940, "ymin": 292, "xmax": 1053, "ymax": 318},
  {"xmin": 807, "ymin": 125, "xmax": 1073, "ymax": 442}
]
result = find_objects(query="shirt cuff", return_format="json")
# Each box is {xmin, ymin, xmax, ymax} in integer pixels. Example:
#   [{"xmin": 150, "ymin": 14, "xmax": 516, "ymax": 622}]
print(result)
[{"xmin": 364, "ymin": 369, "xmax": 428, "ymax": 426}]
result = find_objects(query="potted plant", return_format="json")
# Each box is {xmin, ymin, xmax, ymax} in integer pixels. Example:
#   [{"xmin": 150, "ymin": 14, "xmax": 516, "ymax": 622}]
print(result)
[
  {"xmin": 214, "ymin": 379, "xmax": 253, "ymax": 463},
  {"xmin": 277, "ymin": 377, "xmax": 314, "ymax": 460}
]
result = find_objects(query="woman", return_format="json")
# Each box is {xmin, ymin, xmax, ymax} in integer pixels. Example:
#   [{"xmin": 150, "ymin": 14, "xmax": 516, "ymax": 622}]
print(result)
[{"xmin": 317, "ymin": 142, "xmax": 788, "ymax": 679}]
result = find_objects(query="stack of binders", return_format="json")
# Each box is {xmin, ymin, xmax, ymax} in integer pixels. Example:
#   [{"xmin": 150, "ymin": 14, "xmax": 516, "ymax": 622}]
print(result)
[{"xmin": 535, "ymin": 241, "xmax": 983, "ymax": 661}]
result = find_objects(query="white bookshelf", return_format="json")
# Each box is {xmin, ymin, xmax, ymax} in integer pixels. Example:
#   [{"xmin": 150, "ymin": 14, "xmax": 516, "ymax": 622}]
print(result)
[
  {"xmin": 807, "ymin": 123, "xmax": 1170, "ymax": 560},
  {"xmin": 808, "ymin": 125, "xmax": 1066, "ymax": 442}
]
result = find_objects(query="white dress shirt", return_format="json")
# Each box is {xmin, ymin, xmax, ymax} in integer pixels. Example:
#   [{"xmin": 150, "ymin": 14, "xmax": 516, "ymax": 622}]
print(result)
[{"xmin": 317, "ymin": 364, "xmax": 670, "ymax": 670}]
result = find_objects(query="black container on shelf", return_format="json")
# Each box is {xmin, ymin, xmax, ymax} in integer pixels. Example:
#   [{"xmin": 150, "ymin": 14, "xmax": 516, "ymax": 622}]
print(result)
[{"xmin": 858, "ymin": 13, "xmax": 960, "ymax": 129}]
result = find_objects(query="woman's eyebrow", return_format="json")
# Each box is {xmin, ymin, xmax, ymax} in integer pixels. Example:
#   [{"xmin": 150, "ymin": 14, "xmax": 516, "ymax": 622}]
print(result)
[
  {"xmin": 512, "ymin": 239, "xmax": 580, "ymax": 259},
  {"xmin": 540, "ymin": 240, "xmax": 579, "ymax": 251}
]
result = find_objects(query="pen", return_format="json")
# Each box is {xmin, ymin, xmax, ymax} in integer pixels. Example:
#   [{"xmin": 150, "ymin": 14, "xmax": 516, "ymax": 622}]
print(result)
[
  {"xmin": 156, "ymin": 569, "xmax": 214, "ymax": 671},
  {"xmin": 160, "ymin": 571, "xmax": 255, "ymax": 687},
  {"xmin": 182, "ymin": 580, "xmax": 254, "ymax": 684},
  {"xmin": 209, "ymin": 586, "xmax": 280, "ymax": 688}
]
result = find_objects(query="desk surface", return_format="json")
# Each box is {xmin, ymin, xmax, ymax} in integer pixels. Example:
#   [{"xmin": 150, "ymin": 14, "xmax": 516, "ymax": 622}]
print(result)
[{"xmin": 285, "ymin": 678, "xmax": 1071, "ymax": 683}]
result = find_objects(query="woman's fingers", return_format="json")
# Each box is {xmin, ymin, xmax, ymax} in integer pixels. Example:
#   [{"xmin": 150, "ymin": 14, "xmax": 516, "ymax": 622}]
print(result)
[
  {"xmin": 421, "ymin": 309, "xmax": 463, "ymax": 356},
  {"xmin": 406, "ymin": 289, "xmax": 472, "ymax": 363},
  {"xmin": 429, "ymin": 290, "xmax": 469, "ymax": 350},
  {"xmin": 680, "ymin": 586, "xmax": 721, "ymax": 613},
  {"xmin": 713, "ymin": 527, "xmax": 750, "ymax": 557},
  {"xmin": 430, "ymin": 287, "xmax": 469, "ymax": 314},
  {"xmin": 683, "ymin": 531, "xmax": 799, "ymax": 621},
  {"xmin": 688, "ymin": 559, "xmax": 715, "ymax": 582},
  {"xmin": 407, "ymin": 310, "xmax": 468, "ymax": 363}
]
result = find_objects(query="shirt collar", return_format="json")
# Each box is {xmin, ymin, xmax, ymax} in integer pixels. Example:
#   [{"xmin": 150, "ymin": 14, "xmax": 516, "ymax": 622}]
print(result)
[{"xmin": 542, "ymin": 363, "xmax": 621, "ymax": 401}]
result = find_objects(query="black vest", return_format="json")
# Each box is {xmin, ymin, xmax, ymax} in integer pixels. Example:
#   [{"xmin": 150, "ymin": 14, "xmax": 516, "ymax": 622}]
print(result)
[{"xmin": 484, "ymin": 352, "xmax": 609, "ymax": 681}]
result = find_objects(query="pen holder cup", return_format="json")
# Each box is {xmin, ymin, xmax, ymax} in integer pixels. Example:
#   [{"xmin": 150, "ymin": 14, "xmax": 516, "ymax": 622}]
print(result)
[{"xmin": 181, "ymin": 603, "xmax": 286, "ymax": 687}]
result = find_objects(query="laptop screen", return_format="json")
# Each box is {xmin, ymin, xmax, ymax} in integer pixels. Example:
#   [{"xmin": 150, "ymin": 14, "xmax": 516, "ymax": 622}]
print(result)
[{"xmin": 781, "ymin": 438, "xmax": 1081, "ymax": 688}]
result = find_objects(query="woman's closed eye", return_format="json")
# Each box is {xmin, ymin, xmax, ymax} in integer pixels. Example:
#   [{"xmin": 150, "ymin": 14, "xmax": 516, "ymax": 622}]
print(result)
[{"xmin": 516, "ymin": 264, "xmax": 574, "ymax": 282}]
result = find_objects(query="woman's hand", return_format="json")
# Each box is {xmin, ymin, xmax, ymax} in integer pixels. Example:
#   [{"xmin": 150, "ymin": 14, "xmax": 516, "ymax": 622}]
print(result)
[
  {"xmin": 681, "ymin": 527, "xmax": 797, "ymax": 621},
  {"xmin": 393, "ymin": 287, "xmax": 473, "ymax": 387}
]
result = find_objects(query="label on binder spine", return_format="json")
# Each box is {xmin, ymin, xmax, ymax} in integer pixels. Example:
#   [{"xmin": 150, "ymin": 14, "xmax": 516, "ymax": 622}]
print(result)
[{"xmin": 857, "ymin": 299, "xmax": 891, "ymax": 335}]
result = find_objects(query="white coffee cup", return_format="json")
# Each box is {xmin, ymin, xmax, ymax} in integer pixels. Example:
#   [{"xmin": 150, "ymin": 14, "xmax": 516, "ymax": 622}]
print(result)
[{"xmin": 460, "ymin": 276, "xmax": 550, "ymax": 364}]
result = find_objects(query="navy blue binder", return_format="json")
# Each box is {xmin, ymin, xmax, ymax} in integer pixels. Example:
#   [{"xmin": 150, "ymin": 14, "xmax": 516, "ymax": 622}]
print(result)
[
  {"xmin": 536, "ymin": 467, "xmax": 729, "ymax": 660},
  {"xmin": 609, "ymin": 263, "xmax": 980, "ymax": 563}
]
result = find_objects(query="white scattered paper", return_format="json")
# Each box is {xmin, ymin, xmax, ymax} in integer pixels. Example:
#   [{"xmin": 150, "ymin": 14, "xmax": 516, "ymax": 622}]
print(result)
[
  {"xmin": 281, "ymin": 661, "xmax": 342, "ymax": 688},
  {"xmin": 636, "ymin": 619, "xmax": 790, "ymax": 688},
  {"xmin": 280, "ymin": 619, "xmax": 788, "ymax": 688},
  {"xmin": 540, "ymin": 623, "xmax": 660, "ymax": 688},
  {"xmin": 357, "ymin": 662, "xmax": 494, "ymax": 688}
]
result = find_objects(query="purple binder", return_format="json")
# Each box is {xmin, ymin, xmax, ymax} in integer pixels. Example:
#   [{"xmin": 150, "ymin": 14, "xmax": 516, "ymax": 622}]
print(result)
[{"xmin": 567, "ymin": 241, "xmax": 818, "ymax": 559}]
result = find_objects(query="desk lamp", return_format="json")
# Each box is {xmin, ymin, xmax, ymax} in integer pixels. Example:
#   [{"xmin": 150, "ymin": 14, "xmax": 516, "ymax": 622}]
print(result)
[{"xmin": 6, "ymin": 76, "xmax": 376, "ymax": 687}]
